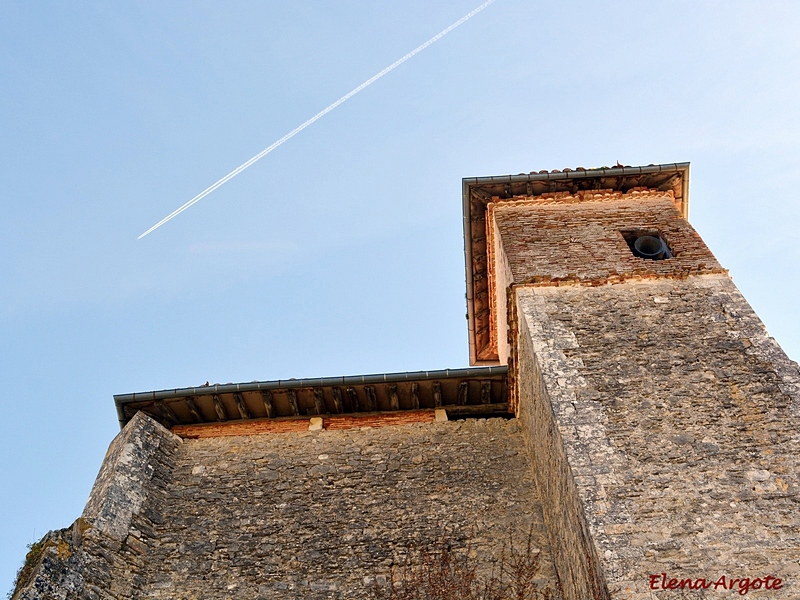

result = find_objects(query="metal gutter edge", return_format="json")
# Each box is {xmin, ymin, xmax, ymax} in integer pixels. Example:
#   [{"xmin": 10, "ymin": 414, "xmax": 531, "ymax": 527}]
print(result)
[
  {"xmin": 114, "ymin": 365, "xmax": 509, "ymax": 406},
  {"xmin": 115, "ymin": 401, "xmax": 127, "ymax": 430},
  {"xmin": 462, "ymin": 177, "xmax": 478, "ymax": 365}
]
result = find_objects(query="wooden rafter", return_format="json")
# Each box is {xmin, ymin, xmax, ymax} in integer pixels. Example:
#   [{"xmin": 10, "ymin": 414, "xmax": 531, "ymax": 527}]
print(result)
[
  {"xmin": 411, "ymin": 382, "xmax": 420, "ymax": 410},
  {"xmin": 234, "ymin": 393, "xmax": 251, "ymax": 420},
  {"xmin": 364, "ymin": 386, "xmax": 377, "ymax": 412},
  {"xmin": 388, "ymin": 384, "xmax": 400, "ymax": 411},
  {"xmin": 313, "ymin": 388, "xmax": 326, "ymax": 415},
  {"xmin": 457, "ymin": 381, "xmax": 469, "ymax": 406},
  {"xmin": 331, "ymin": 387, "xmax": 344, "ymax": 413},
  {"xmin": 113, "ymin": 367, "xmax": 508, "ymax": 429},
  {"xmin": 185, "ymin": 397, "xmax": 202, "ymax": 423},
  {"xmin": 261, "ymin": 390, "xmax": 276, "ymax": 418},
  {"xmin": 212, "ymin": 394, "xmax": 227, "ymax": 421},
  {"xmin": 287, "ymin": 389, "xmax": 300, "ymax": 416},
  {"xmin": 346, "ymin": 387, "xmax": 358, "ymax": 412},
  {"xmin": 481, "ymin": 380, "xmax": 492, "ymax": 404},
  {"xmin": 432, "ymin": 381, "xmax": 442, "ymax": 408},
  {"xmin": 156, "ymin": 401, "xmax": 179, "ymax": 425}
]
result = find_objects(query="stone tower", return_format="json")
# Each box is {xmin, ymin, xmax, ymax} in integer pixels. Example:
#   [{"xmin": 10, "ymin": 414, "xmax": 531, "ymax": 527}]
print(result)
[
  {"xmin": 463, "ymin": 163, "xmax": 800, "ymax": 598},
  {"xmin": 11, "ymin": 163, "xmax": 800, "ymax": 599}
]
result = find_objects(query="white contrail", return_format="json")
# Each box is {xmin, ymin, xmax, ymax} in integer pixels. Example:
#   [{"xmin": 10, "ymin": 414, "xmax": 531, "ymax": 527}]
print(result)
[{"xmin": 138, "ymin": 0, "xmax": 497, "ymax": 239}]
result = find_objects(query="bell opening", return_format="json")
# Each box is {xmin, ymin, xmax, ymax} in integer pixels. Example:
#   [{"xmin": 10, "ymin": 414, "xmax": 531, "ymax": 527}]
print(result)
[{"xmin": 620, "ymin": 230, "xmax": 673, "ymax": 260}]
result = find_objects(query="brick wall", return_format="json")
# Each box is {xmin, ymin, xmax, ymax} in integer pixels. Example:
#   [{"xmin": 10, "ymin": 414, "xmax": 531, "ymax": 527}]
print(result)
[
  {"xmin": 172, "ymin": 411, "xmax": 437, "ymax": 439},
  {"xmin": 489, "ymin": 191, "xmax": 723, "ymax": 287}
]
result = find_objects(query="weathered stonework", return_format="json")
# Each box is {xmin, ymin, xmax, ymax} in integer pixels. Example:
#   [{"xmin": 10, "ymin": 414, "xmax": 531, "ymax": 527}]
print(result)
[
  {"xmin": 12, "ymin": 412, "xmax": 182, "ymax": 600},
  {"xmin": 515, "ymin": 289, "xmax": 610, "ymax": 600},
  {"xmin": 13, "ymin": 416, "xmax": 561, "ymax": 599},
  {"xmin": 514, "ymin": 277, "xmax": 800, "ymax": 598},
  {"xmin": 463, "ymin": 164, "xmax": 691, "ymax": 364},
  {"xmin": 485, "ymin": 190, "xmax": 725, "ymax": 362},
  {"xmin": 141, "ymin": 418, "xmax": 558, "ymax": 599},
  {"xmin": 483, "ymin": 173, "xmax": 800, "ymax": 598},
  {"xmin": 83, "ymin": 412, "xmax": 183, "ymax": 545}
]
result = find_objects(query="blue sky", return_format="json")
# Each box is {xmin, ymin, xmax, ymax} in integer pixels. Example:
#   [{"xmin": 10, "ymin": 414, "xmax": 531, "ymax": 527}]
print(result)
[{"xmin": 2, "ymin": 0, "xmax": 799, "ymax": 589}]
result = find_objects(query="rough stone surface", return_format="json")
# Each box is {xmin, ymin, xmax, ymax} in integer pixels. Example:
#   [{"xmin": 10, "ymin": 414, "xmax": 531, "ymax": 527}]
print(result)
[
  {"xmin": 83, "ymin": 412, "xmax": 183, "ymax": 543},
  {"xmin": 12, "ymin": 413, "xmax": 183, "ymax": 600},
  {"xmin": 483, "ymin": 189, "xmax": 726, "ymax": 364},
  {"xmin": 490, "ymin": 191, "xmax": 723, "ymax": 286},
  {"xmin": 14, "ymin": 415, "xmax": 560, "ymax": 599},
  {"xmin": 515, "ymin": 291, "xmax": 610, "ymax": 600},
  {"xmin": 515, "ymin": 276, "xmax": 800, "ymax": 598},
  {"xmin": 140, "ymin": 418, "xmax": 559, "ymax": 599}
]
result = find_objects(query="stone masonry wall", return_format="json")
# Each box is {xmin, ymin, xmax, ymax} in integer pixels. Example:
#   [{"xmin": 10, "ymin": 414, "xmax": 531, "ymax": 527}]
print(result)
[
  {"xmin": 14, "ymin": 414, "xmax": 558, "ymax": 599},
  {"xmin": 514, "ymin": 276, "xmax": 800, "ymax": 598},
  {"xmin": 140, "ymin": 418, "xmax": 559, "ymax": 599},
  {"xmin": 12, "ymin": 412, "xmax": 183, "ymax": 600},
  {"xmin": 515, "ymin": 292, "xmax": 610, "ymax": 600}
]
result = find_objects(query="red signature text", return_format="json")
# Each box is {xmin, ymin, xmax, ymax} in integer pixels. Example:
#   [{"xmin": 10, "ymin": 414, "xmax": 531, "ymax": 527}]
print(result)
[{"xmin": 649, "ymin": 573, "xmax": 783, "ymax": 595}]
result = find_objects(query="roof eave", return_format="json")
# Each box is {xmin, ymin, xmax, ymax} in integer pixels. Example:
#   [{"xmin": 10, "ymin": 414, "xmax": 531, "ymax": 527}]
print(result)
[{"xmin": 114, "ymin": 365, "xmax": 509, "ymax": 429}]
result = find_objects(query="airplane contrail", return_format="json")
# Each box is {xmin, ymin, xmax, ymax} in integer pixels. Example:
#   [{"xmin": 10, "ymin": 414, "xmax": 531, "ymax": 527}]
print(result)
[{"xmin": 138, "ymin": 0, "xmax": 497, "ymax": 239}]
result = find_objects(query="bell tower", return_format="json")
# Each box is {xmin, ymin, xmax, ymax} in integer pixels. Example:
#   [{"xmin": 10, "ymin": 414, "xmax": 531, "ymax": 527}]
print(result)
[{"xmin": 464, "ymin": 163, "xmax": 800, "ymax": 598}]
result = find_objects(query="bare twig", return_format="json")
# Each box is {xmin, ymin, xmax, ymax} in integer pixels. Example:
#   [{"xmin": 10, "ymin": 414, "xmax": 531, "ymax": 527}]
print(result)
[{"xmin": 373, "ymin": 526, "xmax": 555, "ymax": 600}]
